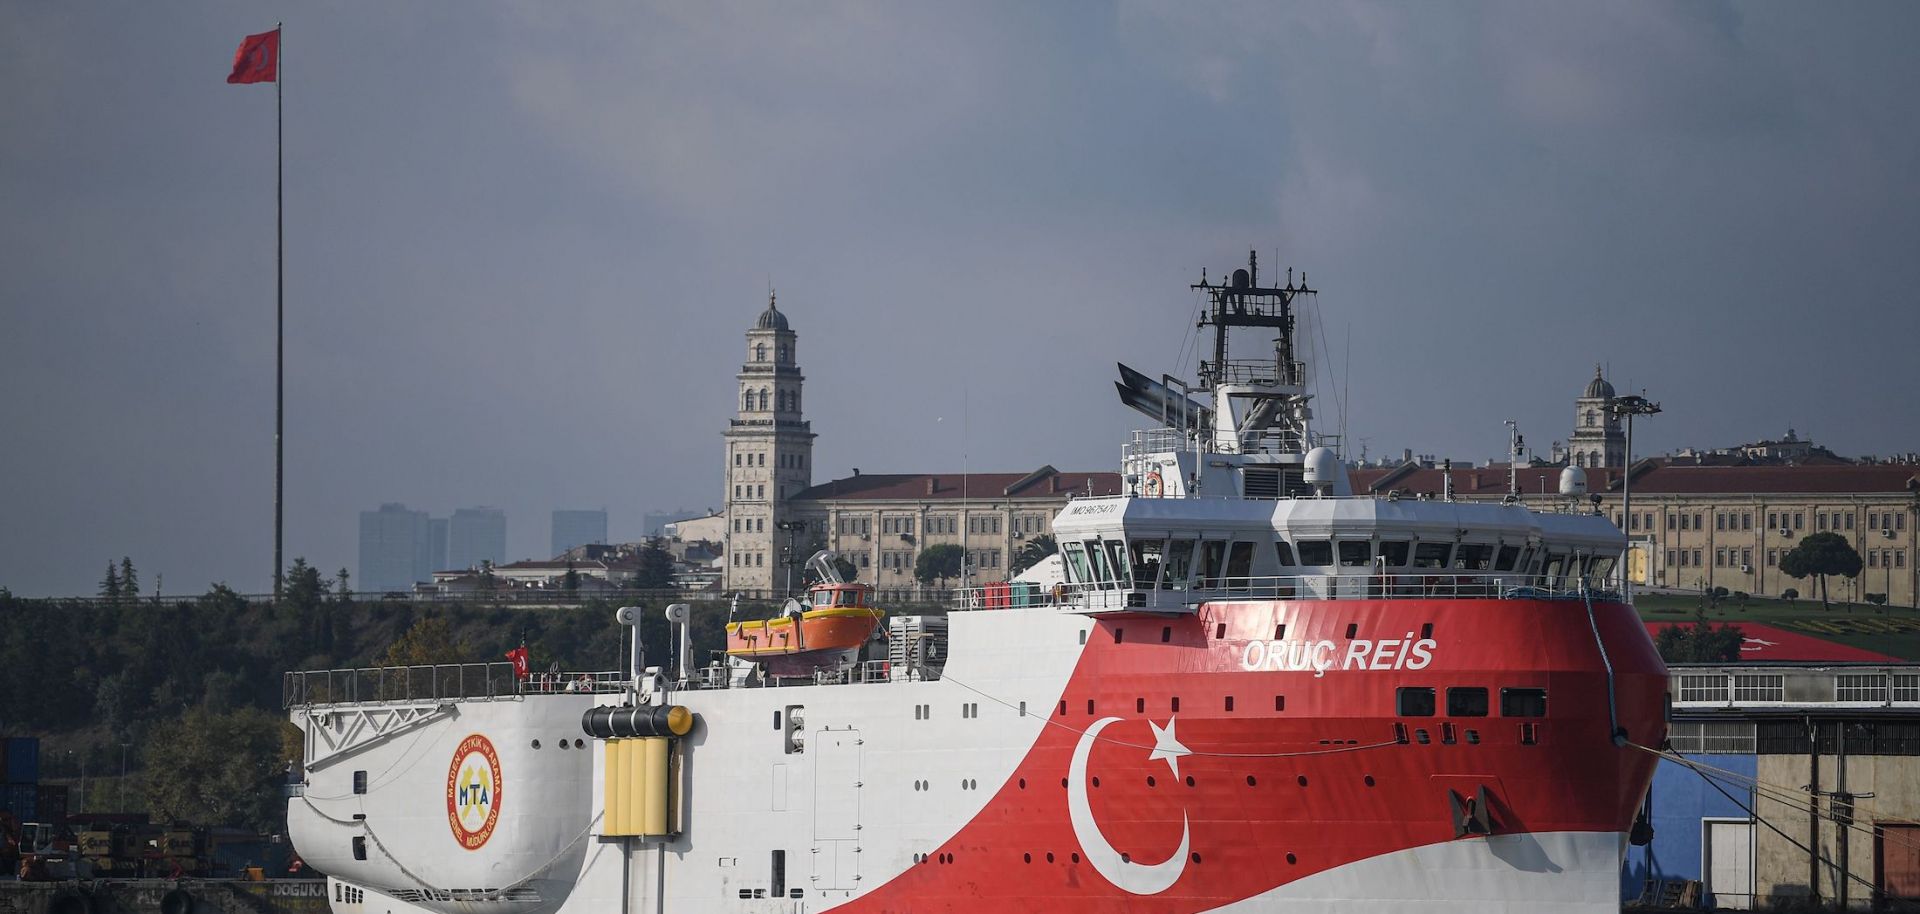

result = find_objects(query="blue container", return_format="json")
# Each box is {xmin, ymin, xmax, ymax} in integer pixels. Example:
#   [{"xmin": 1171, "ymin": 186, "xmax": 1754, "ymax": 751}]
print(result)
[
  {"xmin": 0, "ymin": 783, "xmax": 37, "ymax": 820},
  {"xmin": 5, "ymin": 737, "xmax": 39, "ymax": 784}
]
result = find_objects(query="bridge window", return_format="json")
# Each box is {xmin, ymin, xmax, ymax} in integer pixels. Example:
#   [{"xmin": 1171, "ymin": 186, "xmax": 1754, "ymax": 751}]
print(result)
[
  {"xmin": 1378, "ymin": 541, "xmax": 1410, "ymax": 567},
  {"xmin": 1103, "ymin": 540, "xmax": 1132, "ymax": 589},
  {"xmin": 1396, "ymin": 687, "xmax": 1436, "ymax": 717},
  {"xmin": 1225, "ymin": 542, "xmax": 1255, "ymax": 588},
  {"xmin": 1296, "ymin": 540, "xmax": 1333, "ymax": 566},
  {"xmin": 1337, "ymin": 541, "xmax": 1372, "ymax": 567},
  {"xmin": 1273, "ymin": 540, "xmax": 1295, "ymax": 567},
  {"xmin": 1455, "ymin": 544, "xmax": 1492, "ymax": 571},
  {"xmin": 1494, "ymin": 545, "xmax": 1520, "ymax": 571},
  {"xmin": 1196, "ymin": 541, "xmax": 1228, "ymax": 587},
  {"xmin": 1162, "ymin": 540, "xmax": 1195, "ymax": 590},
  {"xmin": 1447, "ymin": 688, "xmax": 1489, "ymax": 717},
  {"xmin": 1061, "ymin": 542, "xmax": 1092, "ymax": 584},
  {"xmin": 1412, "ymin": 543, "xmax": 1451, "ymax": 569},
  {"xmin": 1130, "ymin": 539, "xmax": 1166, "ymax": 589},
  {"xmin": 1500, "ymin": 688, "xmax": 1548, "ymax": 717}
]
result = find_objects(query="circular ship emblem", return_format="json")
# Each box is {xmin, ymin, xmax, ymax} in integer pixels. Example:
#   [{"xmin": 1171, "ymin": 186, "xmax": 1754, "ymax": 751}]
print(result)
[
  {"xmin": 1068, "ymin": 716, "xmax": 1192, "ymax": 895},
  {"xmin": 445, "ymin": 734, "xmax": 503, "ymax": 849}
]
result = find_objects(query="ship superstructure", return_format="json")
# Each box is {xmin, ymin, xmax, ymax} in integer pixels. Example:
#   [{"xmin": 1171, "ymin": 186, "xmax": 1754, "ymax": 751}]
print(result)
[{"xmin": 285, "ymin": 254, "xmax": 1667, "ymax": 914}]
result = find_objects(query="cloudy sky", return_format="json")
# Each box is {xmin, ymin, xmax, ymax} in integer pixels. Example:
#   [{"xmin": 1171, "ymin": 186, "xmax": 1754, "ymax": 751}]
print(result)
[{"xmin": 4, "ymin": 2, "xmax": 1917, "ymax": 597}]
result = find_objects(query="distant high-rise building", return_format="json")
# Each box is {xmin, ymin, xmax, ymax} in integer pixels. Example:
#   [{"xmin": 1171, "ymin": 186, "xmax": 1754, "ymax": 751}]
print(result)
[
  {"xmin": 428, "ymin": 518, "xmax": 450, "ymax": 573},
  {"xmin": 449, "ymin": 507, "xmax": 507, "ymax": 570},
  {"xmin": 359, "ymin": 503, "xmax": 430, "ymax": 593},
  {"xmin": 552, "ymin": 509, "xmax": 609, "ymax": 557}
]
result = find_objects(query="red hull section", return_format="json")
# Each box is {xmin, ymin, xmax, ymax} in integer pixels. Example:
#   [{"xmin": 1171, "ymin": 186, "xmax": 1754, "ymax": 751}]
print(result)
[{"xmin": 836, "ymin": 598, "xmax": 1666, "ymax": 912}]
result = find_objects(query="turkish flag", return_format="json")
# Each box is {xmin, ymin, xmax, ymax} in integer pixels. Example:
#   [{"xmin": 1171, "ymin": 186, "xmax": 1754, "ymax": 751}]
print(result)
[
  {"xmin": 227, "ymin": 30, "xmax": 279, "ymax": 84},
  {"xmin": 505, "ymin": 645, "xmax": 530, "ymax": 681}
]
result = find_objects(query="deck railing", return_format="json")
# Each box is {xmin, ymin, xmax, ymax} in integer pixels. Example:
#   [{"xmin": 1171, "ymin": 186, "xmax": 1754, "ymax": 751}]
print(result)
[
  {"xmin": 950, "ymin": 573, "xmax": 1616, "ymax": 612},
  {"xmin": 283, "ymin": 663, "xmax": 625, "ymax": 708}
]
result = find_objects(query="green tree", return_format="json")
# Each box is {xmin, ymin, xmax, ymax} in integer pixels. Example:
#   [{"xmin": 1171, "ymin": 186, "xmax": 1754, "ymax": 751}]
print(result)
[
  {"xmin": 118, "ymin": 557, "xmax": 139, "ymax": 601},
  {"xmin": 915, "ymin": 544, "xmax": 966, "ymax": 587},
  {"xmin": 1780, "ymin": 532, "xmax": 1864, "ymax": 611},
  {"xmin": 562, "ymin": 562, "xmax": 581, "ymax": 592},
  {"xmin": 100, "ymin": 562, "xmax": 122, "ymax": 601},
  {"xmin": 379, "ymin": 614, "xmax": 470, "ymax": 667},
  {"xmin": 1009, "ymin": 534, "xmax": 1058, "ymax": 577},
  {"xmin": 284, "ymin": 558, "xmax": 328, "ymax": 612},
  {"xmin": 142, "ymin": 706, "xmax": 294, "ymax": 833},
  {"xmin": 632, "ymin": 540, "xmax": 675, "ymax": 590},
  {"xmin": 477, "ymin": 560, "xmax": 498, "ymax": 594},
  {"xmin": 336, "ymin": 567, "xmax": 352, "ymax": 601}
]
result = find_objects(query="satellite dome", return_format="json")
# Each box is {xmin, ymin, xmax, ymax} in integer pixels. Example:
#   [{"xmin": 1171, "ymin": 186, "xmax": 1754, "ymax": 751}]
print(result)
[
  {"xmin": 1583, "ymin": 364, "xmax": 1614, "ymax": 399},
  {"xmin": 755, "ymin": 292, "xmax": 789, "ymax": 331}
]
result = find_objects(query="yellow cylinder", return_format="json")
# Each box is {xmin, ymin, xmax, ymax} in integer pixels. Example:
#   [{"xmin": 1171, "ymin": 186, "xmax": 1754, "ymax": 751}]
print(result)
[
  {"xmin": 640, "ymin": 736, "xmax": 670, "ymax": 835},
  {"xmin": 665, "ymin": 705, "xmax": 693, "ymax": 737}
]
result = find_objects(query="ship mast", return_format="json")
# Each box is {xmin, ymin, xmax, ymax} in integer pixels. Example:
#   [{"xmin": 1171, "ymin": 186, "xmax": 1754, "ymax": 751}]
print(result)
[{"xmin": 1189, "ymin": 250, "xmax": 1318, "ymax": 455}]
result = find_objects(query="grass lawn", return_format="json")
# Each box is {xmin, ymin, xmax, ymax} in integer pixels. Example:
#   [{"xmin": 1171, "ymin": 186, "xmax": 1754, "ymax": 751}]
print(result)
[{"xmin": 1634, "ymin": 590, "xmax": 1920, "ymax": 660}]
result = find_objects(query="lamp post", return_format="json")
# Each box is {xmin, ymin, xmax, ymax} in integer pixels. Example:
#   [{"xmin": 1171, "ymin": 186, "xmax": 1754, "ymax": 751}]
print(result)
[{"xmin": 1609, "ymin": 392, "xmax": 1661, "ymax": 600}]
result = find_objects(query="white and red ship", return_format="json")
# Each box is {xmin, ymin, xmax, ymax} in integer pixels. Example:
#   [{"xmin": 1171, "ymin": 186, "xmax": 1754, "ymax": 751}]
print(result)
[{"xmin": 285, "ymin": 254, "xmax": 1666, "ymax": 913}]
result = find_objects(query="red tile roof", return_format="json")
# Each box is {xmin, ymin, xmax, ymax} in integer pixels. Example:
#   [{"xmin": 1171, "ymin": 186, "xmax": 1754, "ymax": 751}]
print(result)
[
  {"xmin": 1351, "ymin": 461, "xmax": 1920, "ymax": 497},
  {"xmin": 793, "ymin": 467, "xmax": 1122, "ymax": 502}
]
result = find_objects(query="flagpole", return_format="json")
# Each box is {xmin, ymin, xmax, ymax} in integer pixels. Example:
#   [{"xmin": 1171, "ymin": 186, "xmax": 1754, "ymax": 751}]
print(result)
[{"xmin": 273, "ymin": 21, "xmax": 285, "ymax": 600}]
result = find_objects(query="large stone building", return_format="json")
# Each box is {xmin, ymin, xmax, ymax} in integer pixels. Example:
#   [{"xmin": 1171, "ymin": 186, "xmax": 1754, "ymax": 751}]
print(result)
[
  {"xmin": 1352, "ymin": 373, "xmax": 1920, "ymax": 607},
  {"xmin": 719, "ymin": 298, "xmax": 1118, "ymax": 596}
]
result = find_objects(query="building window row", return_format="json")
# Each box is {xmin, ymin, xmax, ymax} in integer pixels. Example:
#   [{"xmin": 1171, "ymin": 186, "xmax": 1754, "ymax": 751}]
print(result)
[
  {"xmin": 1667, "ymin": 549, "xmax": 1704, "ymax": 568},
  {"xmin": 968, "ymin": 515, "xmax": 1003, "ymax": 535},
  {"xmin": 882, "ymin": 517, "xmax": 916, "ymax": 535},
  {"xmin": 1714, "ymin": 512, "xmax": 1755, "ymax": 531},
  {"xmin": 925, "ymin": 515, "xmax": 957, "ymax": 535},
  {"xmin": 837, "ymin": 517, "xmax": 873, "ymax": 536},
  {"xmin": 733, "ymin": 518, "xmax": 766, "ymax": 534},
  {"xmin": 730, "ymin": 553, "xmax": 766, "ymax": 568},
  {"xmin": 731, "ymin": 484, "xmax": 767, "ymax": 501},
  {"xmin": 1867, "ymin": 550, "xmax": 1908, "ymax": 569},
  {"xmin": 1869, "ymin": 511, "xmax": 1907, "ymax": 531}
]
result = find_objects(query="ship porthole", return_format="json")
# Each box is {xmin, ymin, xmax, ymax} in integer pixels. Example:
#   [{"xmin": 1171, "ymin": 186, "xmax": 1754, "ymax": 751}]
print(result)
[
  {"xmin": 1071, "ymin": 853, "xmax": 1080, "ymax": 863},
  {"xmin": 1191, "ymin": 852, "xmax": 1202, "ymax": 864},
  {"xmin": 1364, "ymin": 775, "xmax": 1376, "ymax": 787},
  {"xmin": 1091, "ymin": 777, "xmax": 1099, "ymax": 788},
  {"xmin": 1184, "ymin": 776, "xmax": 1195, "ymax": 787},
  {"xmin": 1046, "ymin": 853, "xmax": 1055, "ymax": 863},
  {"xmin": 1287, "ymin": 853, "xmax": 1298, "ymax": 864},
  {"xmin": 1024, "ymin": 853, "xmax": 1031, "ymax": 863},
  {"xmin": 1246, "ymin": 775, "xmax": 1256, "ymax": 787},
  {"xmin": 1146, "ymin": 776, "xmax": 1156, "ymax": 787},
  {"xmin": 1297, "ymin": 775, "xmax": 1308, "ymax": 787},
  {"xmin": 1018, "ymin": 778, "xmax": 1026, "ymax": 789},
  {"xmin": 531, "ymin": 739, "xmax": 541, "ymax": 749}
]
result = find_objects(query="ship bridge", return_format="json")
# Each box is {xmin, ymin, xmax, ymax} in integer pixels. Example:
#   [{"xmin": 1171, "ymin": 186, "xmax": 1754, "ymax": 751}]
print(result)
[{"xmin": 1038, "ymin": 492, "xmax": 1625, "ymax": 615}]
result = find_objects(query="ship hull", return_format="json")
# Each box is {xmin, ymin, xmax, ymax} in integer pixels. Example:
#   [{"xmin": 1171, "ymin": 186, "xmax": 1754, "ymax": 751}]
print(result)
[{"xmin": 289, "ymin": 596, "xmax": 1663, "ymax": 914}]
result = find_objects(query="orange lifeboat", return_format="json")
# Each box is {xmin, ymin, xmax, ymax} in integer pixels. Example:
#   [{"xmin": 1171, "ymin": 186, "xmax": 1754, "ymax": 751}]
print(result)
[{"xmin": 726, "ymin": 559, "xmax": 884, "ymax": 677}]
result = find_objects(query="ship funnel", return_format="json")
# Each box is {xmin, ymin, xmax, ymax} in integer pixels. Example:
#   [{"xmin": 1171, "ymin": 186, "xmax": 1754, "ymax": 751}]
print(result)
[
  {"xmin": 1559, "ymin": 465, "xmax": 1589, "ymax": 497},
  {"xmin": 1303, "ymin": 446, "xmax": 1343, "ymax": 495}
]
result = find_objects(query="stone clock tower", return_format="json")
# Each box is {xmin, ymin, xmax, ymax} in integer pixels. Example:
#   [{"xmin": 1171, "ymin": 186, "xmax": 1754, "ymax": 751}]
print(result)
[{"xmin": 722, "ymin": 293, "xmax": 816, "ymax": 594}]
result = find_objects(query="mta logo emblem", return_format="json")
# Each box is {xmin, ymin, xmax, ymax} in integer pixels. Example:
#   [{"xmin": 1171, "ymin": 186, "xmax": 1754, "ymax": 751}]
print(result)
[{"xmin": 446, "ymin": 734, "xmax": 504, "ymax": 849}]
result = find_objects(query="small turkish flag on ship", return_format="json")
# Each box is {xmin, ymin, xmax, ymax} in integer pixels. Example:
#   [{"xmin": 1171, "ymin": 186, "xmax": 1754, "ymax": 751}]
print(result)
[
  {"xmin": 505, "ymin": 645, "xmax": 530, "ymax": 681},
  {"xmin": 227, "ymin": 29, "xmax": 279, "ymax": 84}
]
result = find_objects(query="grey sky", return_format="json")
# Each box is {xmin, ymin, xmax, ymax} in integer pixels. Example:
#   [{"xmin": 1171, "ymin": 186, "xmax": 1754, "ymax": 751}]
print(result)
[{"xmin": 4, "ymin": 2, "xmax": 1917, "ymax": 597}]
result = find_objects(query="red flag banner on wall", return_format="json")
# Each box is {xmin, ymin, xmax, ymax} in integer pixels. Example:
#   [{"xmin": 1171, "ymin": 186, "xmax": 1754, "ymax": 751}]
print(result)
[
  {"xmin": 505, "ymin": 645, "xmax": 530, "ymax": 681},
  {"xmin": 227, "ymin": 29, "xmax": 280, "ymax": 84}
]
